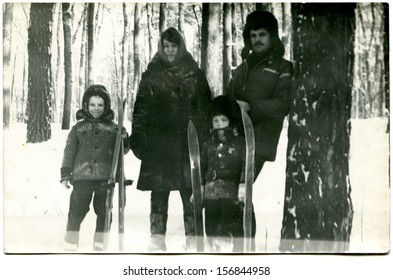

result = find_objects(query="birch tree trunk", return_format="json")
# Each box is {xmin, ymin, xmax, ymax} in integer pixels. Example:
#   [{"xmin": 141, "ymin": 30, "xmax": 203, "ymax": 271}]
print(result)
[
  {"xmin": 133, "ymin": 3, "xmax": 142, "ymax": 98},
  {"xmin": 231, "ymin": 3, "xmax": 239, "ymax": 68},
  {"xmin": 383, "ymin": 3, "xmax": 389, "ymax": 133},
  {"xmin": 159, "ymin": 3, "xmax": 167, "ymax": 34},
  {"xmin": 87, "ymin": 3, "xmax": 95, "ymax": 85},
  {"xmin": 178, "ymin": 3, "xmax": 185, "ymax": 42},
  {"xmin": 78, "ymin": 5, "xmax": 87, "ymax": 110},
  {"xmin": 53, "ymin": 3, "xmax": 62, "ymax": 123},
  {"xmin": 26, "ymin": 3, "xmax": 54, "ymax": 143},
  {"xmin": 121, "ymin": 3, "xmax": 129, "ymax": 102},
  {"xmin": 223, "ymin": 3, "xmax": 232, "ymax": 89},
  {"xmin": 61, "ymin": 3, "xmax": 73, "ymax": 129},
  {"xmin": 280, "ymin": 3, "xmax": 355, "ymax": 253},
  {"xmin": 146, "ymin": 3, "xmax": 154, "ymax": 60},
  {"xmin": 3, "ymin": 3, "xmax": 14, "ymax": 128},
  {"xmin": 201, "ymin": 3, "xmax": 222, "ymax": 97},
  {"xmin": 201, "ymin": 3, "xmax": 209, "ymax": 72}
]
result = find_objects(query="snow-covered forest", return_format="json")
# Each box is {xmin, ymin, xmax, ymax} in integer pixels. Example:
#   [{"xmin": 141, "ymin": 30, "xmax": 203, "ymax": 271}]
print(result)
[{"xmin": 1, "ymin": 2, "xmax": 391, "ymax": 278}]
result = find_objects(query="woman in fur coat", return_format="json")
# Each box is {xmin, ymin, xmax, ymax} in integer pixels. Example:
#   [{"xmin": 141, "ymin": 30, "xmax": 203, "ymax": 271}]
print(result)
[{"xmin": 129, "ymin": 27, "xmax": 212, "ymax": 252}]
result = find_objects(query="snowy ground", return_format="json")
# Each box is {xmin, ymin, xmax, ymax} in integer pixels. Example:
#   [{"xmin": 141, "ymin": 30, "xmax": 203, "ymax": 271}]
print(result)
[{"xmin": 2, "ymin": 117, "xmax": 390, "ymax": 254}]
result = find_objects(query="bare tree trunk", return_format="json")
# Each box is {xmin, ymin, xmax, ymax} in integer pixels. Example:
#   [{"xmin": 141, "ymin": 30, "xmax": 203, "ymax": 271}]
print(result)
[
  {"xmin": 280, "ymin": 3, "xmax": 355, "ymax": 253},
  {"xmin": 87, "ymin": 3, "xmax": 95, "ymax": 85},
  {"xmin": 231, "ymin": 3, "xmax": 239, "ymax": 67},
  {"xmin": 3, "ymin": 3, "xmax": 14, "ymax": 128},
  {"xmin": 10, "ymin": 47, "xmax": 18, "ymax": 123},
  {"xmin": 281, "ymin": 3, "xmax": 293, "ymax": 61},
  {"xmin": 146, "ymin": 3, "xmax": 154, "ymax": 60},
  {"xmin": 178, "ymin": 3, "xmax": 185, "ymax": 42},
  {"xmin": 121, "ymin": 3, "xmax": 129, "ymax": 102},
  {"xmin": 383, "ymin": 2, "xmax": 389, "ymax": 133},
  {"xmin": 26, "ymin": 3, "xmax": 54, "ymax": 143},
  {"xmin": 53, "ymin": 3, "xmax": 62, "ymax": 123},
  {"xmin": 62, "ymin": 3, "xmax": 73, "ymax": 129},
  {"xmin": 201, "ymin": 3, "xmax": 222, "ymax": 97},
  {"xmin": 255, "ymin": 3, "xmax": 265, "ymax": 11},
  {"xmin": 201, "ymin": 3, "xmax": 209, "ymax": 72},
  {"xmin": 159, "ymin": 3, "xmax": 167, "ymax": 34},
  {"xmin": 78, "ymin": 5, "xmax": 87, "ymax": 110},
  {"xmin": 94, "ymin": 3, "xmax": 103, "ymax": 44},
  {"xmin": 133, "ymin": 3, "xmax": 142, "ymax": 99},
  {"xmin": 127, "ymin": 25, "xmax": 133, "ymax": 120},
  {"xmin": 223, "ymin": 3, "xmax": 232, "ymax": 89},
  {"xmin": 21, "ymin": 55, "xmax": 28, "ymax": 122},
  {"xmin": 240, "ymin": 3, "xmax": 245, "ymax": 26}
]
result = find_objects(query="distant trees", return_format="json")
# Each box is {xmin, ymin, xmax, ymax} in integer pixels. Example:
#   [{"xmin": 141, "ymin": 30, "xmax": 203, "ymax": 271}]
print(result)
[
  {"xmin": 5, "ymin": 3, "xmax": 389, "ymax": 144},
  {"xmin": 352, "ymin": 3, "xmax": 387, "ymax": 118},
  {"xmin": 3, "ymin": 3, "xmax": 14, "ymax": 128}
]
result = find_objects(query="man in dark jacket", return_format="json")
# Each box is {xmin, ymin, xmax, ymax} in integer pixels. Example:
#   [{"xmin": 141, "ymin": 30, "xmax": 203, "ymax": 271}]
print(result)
[{"xmin": 226, "ymin": 11, "xmax": 293, "ymax": 251}]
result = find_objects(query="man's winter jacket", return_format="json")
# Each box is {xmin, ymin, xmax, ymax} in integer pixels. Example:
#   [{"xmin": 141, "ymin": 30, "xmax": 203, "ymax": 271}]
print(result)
[{"xmin": 226, "ymin": 54, "xmax": 292, "ymax": 161}]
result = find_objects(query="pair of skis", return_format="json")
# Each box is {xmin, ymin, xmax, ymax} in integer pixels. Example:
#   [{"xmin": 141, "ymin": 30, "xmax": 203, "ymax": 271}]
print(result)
[
  {"xmin": 102, "ymin": 97, "xmax": 132, "ymax": 251},
  {"xmin": 187, "ymin": 108, "xmax": 255, "ymax": 253}
]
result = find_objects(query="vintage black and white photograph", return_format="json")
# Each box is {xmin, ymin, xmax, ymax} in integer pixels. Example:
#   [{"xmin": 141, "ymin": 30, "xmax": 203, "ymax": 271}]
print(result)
[{"xmin": 2, "ymin": 0, "xmax": 390, "ymax": 261}]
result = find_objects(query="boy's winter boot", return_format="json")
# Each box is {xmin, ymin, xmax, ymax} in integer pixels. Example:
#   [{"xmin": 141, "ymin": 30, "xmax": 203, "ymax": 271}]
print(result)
[
  {"xmin": 64, "ymin": 241, "xmax": 78, "ymax": 252},
  {"xmin": 93, "ymin": 241, "xmax": 105, "ymax": 252},
  {"xmin": 147, "ymin": 234, "xmax": 166, "ymax": 252},
  {"xmin": 64, "ymin": 231, "xmax": 79, "ymax": 251}
]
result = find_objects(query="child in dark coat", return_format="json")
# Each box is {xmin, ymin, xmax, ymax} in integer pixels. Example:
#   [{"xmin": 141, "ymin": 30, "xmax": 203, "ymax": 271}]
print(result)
[
  {"xmin": 60, "ymin": 85, "xmax": 128, "ymax": 251},
  {"xmin": 199, "ymin": 95, "xmax": 246, "ymax": 252}
]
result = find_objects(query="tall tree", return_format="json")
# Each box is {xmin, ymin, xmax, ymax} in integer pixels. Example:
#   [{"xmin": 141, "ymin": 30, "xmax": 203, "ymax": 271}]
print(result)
[
  {"xmin": 87, "ymin": 3, "xmax": 95, "ymax": 85},
  {"xmin": 53, "ymin": 3, "xmax": 62, "ymax": 123},
  {"xmin": 231, "ymin": 3, "xmax": 239, "ymax": 68},
  {"xmin": 121, "ymin": 3, "xmax": 129, "ymax": 102},
  {"xmin": 280, "ymin": 3, "xmax": 356, "ymax": 253},
  {"xmin": 146, "ymin": 3, "xmax": 154, "ymax": 60},
  {"xmin": 223, "ymin": 3, "xmax": 232, "ymax": 88},
  {"xmin": 201, "ymin": 3, "xmax": 209, "ymax": 72},
  {"xmin": 3, "ymin": 3, "xmax": 14, "ymax": 128},
  {"xmin": 201, "ymin": 3, "xmax": 221, "ymax": 97},
  {"xmin": 133, "ymin": 3, "xmax": 142, "ymax": 100},
  {"xmin": 78, "ymin": 5, "xmax": 87, "ymax": 110},
  {"xmin": 61, "ymin": 3, "xmax": 73, "ymax": 129},
  {"xmin": 178, "ymin": 3, "xmax": 185, "ymax": 41},
  {"xmin": 26, "ymin": 3, "xmax": 54, "ymax": 143},
  {"xmin": 159, "ymin": 3, "xmax": 167, "ymax": 34},
  {"xmin": 383, "ymin": 3, "xmax": 389, "ymax": 132}
]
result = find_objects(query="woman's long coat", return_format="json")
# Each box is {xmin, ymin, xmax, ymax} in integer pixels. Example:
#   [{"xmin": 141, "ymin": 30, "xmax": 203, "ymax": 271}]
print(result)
[{"xmin": 130, "ymin": 54, "xmax": 212, "ymax": 191}]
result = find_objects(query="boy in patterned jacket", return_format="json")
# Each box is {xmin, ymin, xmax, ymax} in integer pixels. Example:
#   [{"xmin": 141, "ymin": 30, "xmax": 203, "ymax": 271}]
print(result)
[
  {"xmin": 199, "ymin": 95, "xmax": 246, "ymax": 252},
  {"xmin": 60, "ymin": 85, "xmax": 128, "ymax": 251}
]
